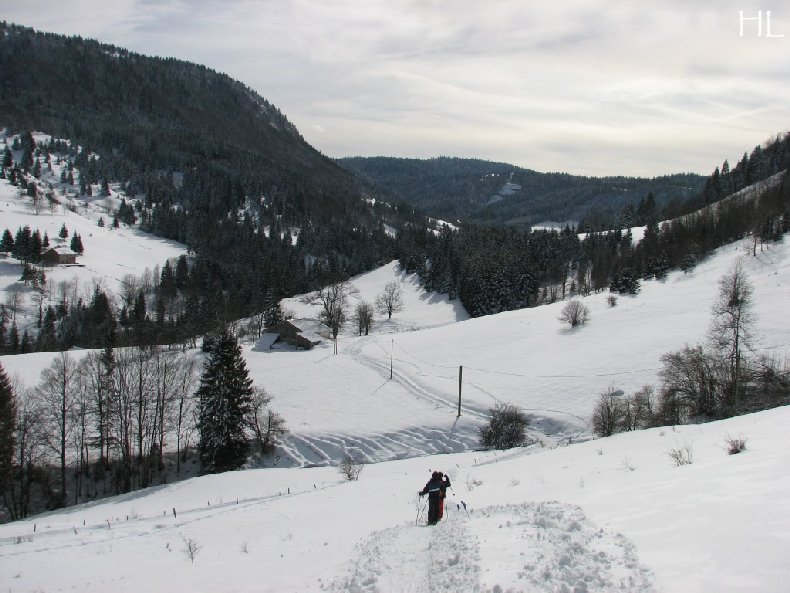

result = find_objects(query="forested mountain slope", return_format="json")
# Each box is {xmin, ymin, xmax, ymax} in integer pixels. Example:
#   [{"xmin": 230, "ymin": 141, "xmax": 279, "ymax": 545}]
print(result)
[
  {"xmin": 337, "ymin": 155, "xmax": 705, "ymax": 226},
  {"xmin": 0, "ymin": 23, "xmax": 418, "ymax": 340},
  {"xmin": 0, "ymin": 22, "xmax": 361, "ymax": 223}
]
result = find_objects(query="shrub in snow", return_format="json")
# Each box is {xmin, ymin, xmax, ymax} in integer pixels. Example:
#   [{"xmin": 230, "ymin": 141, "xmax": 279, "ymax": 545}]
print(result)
[
  {"xmin": 667, "ymin": 443, "xmax": 694, "ymax": 466},
  {"xmin": 559, "ymin": 299, "xmax": 590, "ymax": 327},
  {"xmin": 180, "ymin": 534, "xmax": 201, "ymax": 563},
  {"xmin": 465, "ymin": 474, "xmax": 483, "ymax": 491},
  {"xmin": 607, "ymin": 295, "xmax": 618, "ymax": 307},
  {"xmin": 724, "ymin": 434, "xmax": 747, "ymax": 455},
  {"xmin": 338, "ymin": 454, "xmax": 364, "ymax": 481},
  {"xmin": 479, "ymin": 403, "xmax": 531, "ymax": 449}
]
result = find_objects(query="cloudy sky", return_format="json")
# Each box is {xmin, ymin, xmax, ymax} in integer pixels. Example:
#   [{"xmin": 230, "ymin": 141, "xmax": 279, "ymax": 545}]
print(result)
[{"xmin": 4, "ymin": 0, "xmax": 789, "ymax": 176}]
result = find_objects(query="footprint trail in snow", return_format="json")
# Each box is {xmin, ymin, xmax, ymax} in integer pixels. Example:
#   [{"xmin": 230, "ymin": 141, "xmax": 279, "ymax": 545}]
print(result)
[{"xmin": 325, "ymin": 502, "xmax": 656, "ymax": 593}]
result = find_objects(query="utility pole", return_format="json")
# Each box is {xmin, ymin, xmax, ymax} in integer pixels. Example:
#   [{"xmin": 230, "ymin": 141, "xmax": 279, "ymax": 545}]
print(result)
[{"xmin": 458, "ymin": 365, "xmax": 462, "ymax": 417}]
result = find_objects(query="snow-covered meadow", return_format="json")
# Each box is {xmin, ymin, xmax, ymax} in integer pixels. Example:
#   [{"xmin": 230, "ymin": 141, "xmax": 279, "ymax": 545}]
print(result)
[
  {"xmin": 242, "ymin": 232, "xmax": 790, "ymax": 467},
  {"xmin": 0, "ymin": 405, "xmax": 787, "ymax": 592}
]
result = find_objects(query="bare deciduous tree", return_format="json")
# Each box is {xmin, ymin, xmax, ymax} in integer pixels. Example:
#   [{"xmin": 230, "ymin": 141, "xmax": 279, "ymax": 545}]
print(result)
[
  {"xmin": 338, "ymin": 453, "xmax": 364, "ymax": 481},
  {"xmin": 29, "ymin": 183, "xmax": 43, "ymax": 215},
  {"xmin": 174, "ymin": 355, "xmax": 197, "ymax": 474},
  {"xmin": 559, "ymin": 299, "xmax": 590, "ymax": 327},
  {"xmin": 353, "ymin": 301, "xmax": 374, "ymax": 336},
  {"xmin": 71, "ymin": 371, "xmax": 92, "ymax": 503},
  {"xmin": 180, "ymin": 533, "xmax": 201, "ymax": 563},
  {"xmin": 658, "ymin": 345, "xmax": 722, "ymax": 423},
  {"xmin": 248, "ymin": 388, "xmax": 286, "ymax": 456},
  {"xmin": 5, "ymin": 286, "xmax": 24, "ymax": 324},
  {"xmin": 305, "ymin": 281, "xmax": 358, "ymax": 354},
  {"xmin": 31, "ymin": 284, "xmax": 50, "ymax": 328},
  {"xmin": 119, "ymin": 274, "xmax": 141, "ymax": 309},
  {"xmin": 630, "ymin": 385, "xmax": 657, "ymax": 429},
  {"xmin": 55, "ymin": 277, "xmax": 79, "ymax": 314},
  {"xmin": 36, "ymin": 352, "xmax": 79, "ymax": 507},
  {"xmin": 375, "ymin": 281, "xmax": 404, "ymax": 320},
  {"xmin": 78, "ymin": 350, "xmax": 114, "ymax": 470},
  {"xmin": 707, "ymin": 260, "xmax": 755, "ymax": 414},
  {"xmin": 591, "ymin": 387, "xmax": 624, "ymax": 437},
  {"xmin": 6, "ymin": 382, "xmax": 45, "ymax": 520}
]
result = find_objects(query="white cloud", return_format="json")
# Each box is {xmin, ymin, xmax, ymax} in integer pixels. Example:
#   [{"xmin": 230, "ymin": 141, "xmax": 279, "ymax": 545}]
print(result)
[{"xmin": 3, "ymin": 0, "xmax": 789, "ymax": 175}]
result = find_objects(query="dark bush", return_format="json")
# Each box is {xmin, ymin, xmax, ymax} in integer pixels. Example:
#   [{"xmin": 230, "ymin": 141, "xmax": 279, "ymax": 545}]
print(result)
[{"xmin": 479, "ymin": 403, "xmax": 531, "ymax": 449}]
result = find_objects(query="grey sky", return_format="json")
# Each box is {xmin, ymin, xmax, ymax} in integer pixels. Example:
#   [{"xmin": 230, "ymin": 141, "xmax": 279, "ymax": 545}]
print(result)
[{"xmin": 3, "ymin": 0, "xmax": 789, "ymax": 175}]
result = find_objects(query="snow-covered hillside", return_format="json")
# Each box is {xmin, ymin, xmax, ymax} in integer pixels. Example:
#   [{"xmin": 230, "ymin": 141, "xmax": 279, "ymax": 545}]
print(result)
[
  {"xmin": 0, "ymin": 133, "xmax": 187, "ymax": 336},
  {"xmin": 254, "ymin": 233, "xmax": 789, "ymax": 465},
  {"xmin": 2, "ymin": 234, "xmax": 789, "ymax": 469},
  {"xmin": 0, "ymin": 405, "xmax": 787, "ymax": 592}
]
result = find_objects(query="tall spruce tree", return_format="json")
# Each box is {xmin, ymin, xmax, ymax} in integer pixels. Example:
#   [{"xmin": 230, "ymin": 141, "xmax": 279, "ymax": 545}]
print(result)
[
  {"xmin": 197, "ymin": 330, "xmax": 254, "ymax": 473},
  {"xmin": 0, "ymin": 362, "xmax": 16, "ymax": 503}
]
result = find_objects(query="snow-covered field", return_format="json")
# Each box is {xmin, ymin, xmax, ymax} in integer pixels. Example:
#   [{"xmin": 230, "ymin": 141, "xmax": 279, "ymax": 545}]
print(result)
[
  {"xmin": 0, "ymin": 406, "xmax": 787, "ymax": 592},
  {"xmin": 251, "ymin": 233, "xmax": 789, "ymax": 466}
]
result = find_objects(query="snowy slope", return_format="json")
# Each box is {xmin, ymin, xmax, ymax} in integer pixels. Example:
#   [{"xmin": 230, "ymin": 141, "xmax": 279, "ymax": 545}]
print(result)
[
  {"xmin": 0, "ymin": 407, "xmax": 787, "ymax": 592},
  {"xmin": 259, "ymin": 233, "xmax": 790, "ymax": 465},
  {"xmin": 0, "ymin": 137, "xmax": 187, "ymax": 336},
  {"xmin": 2, "ymin": 235, "xmax": 789, "ymax": 468}
]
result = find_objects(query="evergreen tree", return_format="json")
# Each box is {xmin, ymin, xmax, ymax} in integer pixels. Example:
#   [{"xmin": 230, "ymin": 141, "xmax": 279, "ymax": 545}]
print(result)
[
  {"xmin": 30, "ymin": 230, "xmax": 42, "ymax": 263},
  {"xmin": 117, "ymin": 198, "xmax": 137, "ymax": 226},
  {"xmin": 131, "ymin": 291, "xmax": 147, "ymax": 324},
  {"xmin": 0, "ymin": 362, "xmax": 16, "ymax": 503},
  {"xmin": 264, "ymin": 301, "xmax": 285, "ymax": 328},
  {"xmin": 174, "ymin": 254, "xmax": 189, "ymax": 288},
  {"xmin": 610, "ymin": 267, "xmax": 641, "ymax": 294},
  {"xmin": 6, "ymin": 323, "xmax": 19, "ymax": 354},
  {"xmin": 0, "ymin": 229, "xmax": 14, "ymax": 252},
  {"xmin": 159, "ymin": 260, "xmax": 177, "ymax": 299},
  {"xmin": 0, "ymin": 306, "xmax": 7, "ymax": 354},
  {"xmin": 2, "ymin": 146, "xmax": 12, "ymax": 168},
  {"xmin": 37, "ymin": 306, "xmax": 58, "ymax": 351},
  {"xmin": 59, "ymin": 223, "xmax": 68, "ymax": 239},
  {"xmin": 19, "ymin": 330, "xmax": 31, "ymax": 353},
  {"xmin": 70, "ymin": 233, "xmax": 84, "ymax": 254},
  {"xmin": 197, "ymin": 330, "xmax": 254, "ymax": 473}
]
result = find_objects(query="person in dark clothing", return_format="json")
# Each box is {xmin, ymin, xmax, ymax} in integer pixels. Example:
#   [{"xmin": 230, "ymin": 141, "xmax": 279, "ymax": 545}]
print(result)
[{"xmin": 419, "ymin": 471, "xmax": 451, "ymax": 525}]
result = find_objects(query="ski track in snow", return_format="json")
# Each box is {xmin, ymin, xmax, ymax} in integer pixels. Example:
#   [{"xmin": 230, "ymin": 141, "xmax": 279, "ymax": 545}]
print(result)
[
  {"xmin": 278, "ymin": 425, "xmax": 479, "ymax": 467},
  {"xmin": 273, "ymin": 333, "xmax": 489, "ymax": 467},
  {"xmin": 324, "ymin": 502, "xmax": 656, "ymax": 593},
  {"xmin": 274, "ymin": 332, "xmax": 569, "ymax": 468}
]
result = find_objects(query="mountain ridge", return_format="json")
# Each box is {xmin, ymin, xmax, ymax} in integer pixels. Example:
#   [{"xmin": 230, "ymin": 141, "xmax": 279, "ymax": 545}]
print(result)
[{"xmin": 337, "ymin": 155, "xmax": 706, "ymax": 226}]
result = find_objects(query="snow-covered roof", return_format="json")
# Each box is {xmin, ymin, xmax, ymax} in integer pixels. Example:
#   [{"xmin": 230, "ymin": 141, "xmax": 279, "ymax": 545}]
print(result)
[
  {"xmin": 43, "ymin": 244, "xmax": 77, "ymax": 256},
  {"xmin": 256, "ymin": 332, "xmax": 280, "ymax": 350}
]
